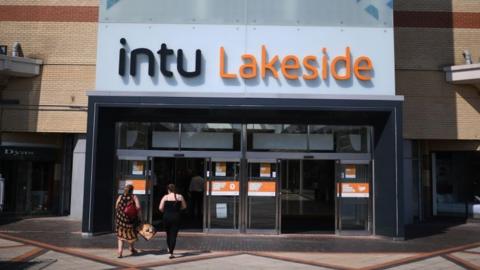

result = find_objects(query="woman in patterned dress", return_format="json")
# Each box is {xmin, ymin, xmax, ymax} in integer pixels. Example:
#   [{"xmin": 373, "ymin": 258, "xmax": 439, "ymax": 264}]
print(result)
[{"xmin": 115, "ymin": 184, "xmax": 141, "ymax": 258}]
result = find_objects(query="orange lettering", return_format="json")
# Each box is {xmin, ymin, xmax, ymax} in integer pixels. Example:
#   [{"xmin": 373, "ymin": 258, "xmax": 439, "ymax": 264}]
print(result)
[
  {"xmin": 261, "ymin": 45, "xmax": 279, "ymax": 79},
  {"xmin": 354, "ymin": 56, "xmax": 373, "ymax": 81},
  {"xmin": 281, "ymin": 55, "xmax": 300, "ymax": 80},
  {"xmin": 322, "ymin": 48, "xmax": 328, "ymax": 80},
  {"xmin": 219, "ymin": 47, "xmax": 237, "ymax": 79},
  {"xmin": 240, "ymin": 54, "xmax": 257, "ymax": 79},
  {"xmin": 302, "ymin": 56, "xmax": 318, "ymax": 80},
  {"xmin": 331, "ymin": 47, "xmax": 351, "ymax": 80}
]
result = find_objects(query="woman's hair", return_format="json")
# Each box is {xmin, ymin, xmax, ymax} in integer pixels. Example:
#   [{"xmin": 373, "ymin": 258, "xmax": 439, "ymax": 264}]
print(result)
[
  {"xmin": 167, "ymin": 184, "xmax": 179, "ymax": 201},
  {"xmin": 167, "ymin": 184, "xmax": 176, "ymax": 194},
  {"xmin": 123, "ymin": 184, "xmax": 134, "ymax": 195}
]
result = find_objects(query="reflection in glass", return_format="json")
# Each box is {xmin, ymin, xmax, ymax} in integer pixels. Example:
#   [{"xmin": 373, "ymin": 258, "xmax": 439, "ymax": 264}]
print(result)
[
  {"xmin": 248, "ymin": 124, "xmax": 307, "ymax": 151},
  {"xmin": 181, "ymin": 123, "xmax": 241, "ymax": 151},
  {"xmin": 152, "ymin": 123, "xmax": 179, "ymax": 149},
  {"xmin": 116, "ymin": 122, "xmax": 150, "ymax": 149}
]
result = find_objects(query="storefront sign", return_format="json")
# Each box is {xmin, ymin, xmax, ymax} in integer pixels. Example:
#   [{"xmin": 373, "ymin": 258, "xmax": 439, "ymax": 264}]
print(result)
[
  {"xmin": 207, "ymin": 181, "xmax": 239, "ymax": 196},
  {"xmin": 118, "ymin": 179, "xmax": 147, "ymax": 195},
  {"xmin": 338, "ymin": 183, "xmax": 369, "ymax": 198},
  {"xmin": 96, "ymin": 0, "xmax": 394, "ymax": 96},
  {"xmin": 248, "ymin": 181, "xmax": 276, "ymax": 197},
  {"xmin": 0, "ymin": 146, "xmax": 56, "ymax": 161}
]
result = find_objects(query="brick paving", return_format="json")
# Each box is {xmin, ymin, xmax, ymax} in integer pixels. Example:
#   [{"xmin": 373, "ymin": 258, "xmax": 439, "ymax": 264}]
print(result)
[{"xmin": 0, "ymin": 217, "xmax": 479, "ymax": 269}]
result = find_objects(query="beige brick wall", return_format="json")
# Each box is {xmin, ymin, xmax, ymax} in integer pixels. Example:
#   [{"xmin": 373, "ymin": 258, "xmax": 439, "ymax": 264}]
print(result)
[
  {"xmin": 396, "ymin": 1, "xmax": 480, "ymax": 140},
  {"xmin": 0, "ymin": 22, "xmax": 97, "ymax": 65},
  {"xmin": 0, "ymin": 11, "xmax": 96, "ymax": 133}
]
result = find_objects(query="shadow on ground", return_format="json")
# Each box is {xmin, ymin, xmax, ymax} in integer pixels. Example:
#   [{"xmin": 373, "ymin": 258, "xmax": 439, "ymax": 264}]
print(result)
[{"xmin": 405, "ymin": 217, "xmax": 467, "ymax": 240}]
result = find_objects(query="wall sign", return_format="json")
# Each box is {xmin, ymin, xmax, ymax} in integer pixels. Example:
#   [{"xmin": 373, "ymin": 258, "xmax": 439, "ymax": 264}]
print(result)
[{"xmin": 96, "ymin": 0, "xmax": 394, "ymax": 96}]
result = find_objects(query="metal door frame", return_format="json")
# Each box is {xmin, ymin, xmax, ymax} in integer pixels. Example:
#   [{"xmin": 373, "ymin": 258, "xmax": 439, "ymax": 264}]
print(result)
[
  {"xmin": 335, "ymin": 159, "xmax": 373, "ymax": 236},
  {"xmin": 205, "ymin": 157, "xmax": 242, "ymax": 233},
  {"xmin": 244, "ymin": 158, "xmax": 281, "ymax": 235}
]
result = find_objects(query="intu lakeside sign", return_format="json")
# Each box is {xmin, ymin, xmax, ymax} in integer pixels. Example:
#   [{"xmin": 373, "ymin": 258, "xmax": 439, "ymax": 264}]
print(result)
[
  {"xmin": 96, "ymin": 23, "xmax": 394, "ymax": 96},
  {"xmin": 119, "ymin": 38, "xmax": 374, "ymax": 82}
]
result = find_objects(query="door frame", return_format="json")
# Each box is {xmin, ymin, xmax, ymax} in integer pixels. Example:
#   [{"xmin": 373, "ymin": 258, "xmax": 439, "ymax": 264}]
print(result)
[
  {"xmin": 205, "ymin": 157, "xmax": 242, "ymax": 233},
  {"xmin": 244, "ymin": 158, "xmax": 281, "ymax": 235},
  {"xmin": 335, "ymin": 159, "xmax": 373, "ymax": 236}
]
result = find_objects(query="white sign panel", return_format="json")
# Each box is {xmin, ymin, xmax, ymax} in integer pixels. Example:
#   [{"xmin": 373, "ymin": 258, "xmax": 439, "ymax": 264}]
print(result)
[{"xmin": 96, "ymin": 24, "xmax": 394, "ymax": 96}]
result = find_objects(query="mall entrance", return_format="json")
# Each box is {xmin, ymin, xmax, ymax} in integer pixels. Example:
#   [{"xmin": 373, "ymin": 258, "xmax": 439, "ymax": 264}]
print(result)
[
  {"xmin": 116, "ymin": 154, "xmax": 372, "ymax": 235},
  {"xmin": 281, "ymin": 160, "xmax": 336, "ymax": 233}
]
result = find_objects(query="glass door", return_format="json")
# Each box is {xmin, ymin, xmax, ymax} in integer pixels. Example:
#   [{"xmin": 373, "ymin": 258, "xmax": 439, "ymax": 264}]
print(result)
[
  {"xmin": 205, "ymin": 159, "xmax": 240, "ymax": 231},
  {"xmin": 335, "ymin": 160, "xmax": 372, "ymax": 235},
  {"xmin": 115, "ymin": 157, "xmax": 152, "ymax": 223},
  {"xmin": 246, "ymin": 160, "xmax": 280, "ymax": 234}
]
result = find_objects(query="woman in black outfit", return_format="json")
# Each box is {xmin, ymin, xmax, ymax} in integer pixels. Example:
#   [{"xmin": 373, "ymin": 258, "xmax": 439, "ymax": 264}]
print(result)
[{"xmin": 159, "ymin": 184, "xmax": 187, "ymax": 259}]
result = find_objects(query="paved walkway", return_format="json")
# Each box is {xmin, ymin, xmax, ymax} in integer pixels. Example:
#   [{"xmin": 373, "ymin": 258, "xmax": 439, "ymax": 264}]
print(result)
[{"xmin": 0, "ymin": 217, "xmax": 479, "ymax": 269}]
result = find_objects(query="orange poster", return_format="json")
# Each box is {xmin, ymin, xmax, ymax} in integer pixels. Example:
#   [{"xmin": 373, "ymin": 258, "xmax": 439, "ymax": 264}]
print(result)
[
  {"xmin": 119, "ymin": 179, "xmax": 147, "ymax": 195},
  {"xmin": 260, "ymin": 163, "xmax": 271, "ymax": 178},
  {"xmin": 345, "ymin": 165, "xmax": 356, "ymax": 179},
  {"xmin": 248, "ymin": 181, "xmax": 276, "ymax": 197},
  {"xmin": 338, "ymin": 183, "xmax": 369, "ymax": 198},
  {"xmin": 207, "ymin": 181, "xmax": 239, "ymax": 196}
]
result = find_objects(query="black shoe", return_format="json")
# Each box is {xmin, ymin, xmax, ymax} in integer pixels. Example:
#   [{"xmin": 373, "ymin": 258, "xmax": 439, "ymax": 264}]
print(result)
[{"xmin": 169, "ymin": 254, "xmax": 175, "ymax": 259}]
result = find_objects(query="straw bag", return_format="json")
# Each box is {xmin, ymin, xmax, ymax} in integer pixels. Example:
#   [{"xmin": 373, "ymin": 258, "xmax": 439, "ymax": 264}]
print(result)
[{"xmin": 137, "ymin": 223, "xmax": 157, "ymax": 241}]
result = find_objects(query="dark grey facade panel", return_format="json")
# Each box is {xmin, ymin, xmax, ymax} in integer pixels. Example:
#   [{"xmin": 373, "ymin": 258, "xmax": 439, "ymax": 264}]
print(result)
[{"xmin": 82, "ymin": 95, "xmax": 403, "ymax": 238}]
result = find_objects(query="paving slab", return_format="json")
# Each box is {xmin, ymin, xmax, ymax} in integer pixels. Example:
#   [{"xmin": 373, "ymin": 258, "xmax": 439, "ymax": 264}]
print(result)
[
  {"xmin": 68, "ymin": 247, "xmax": 225, "ymax": 267},
  {"xmin": 0, "ymin": 245, "xmax": 38, "ymax": 261},
  {"xmin": 151, "ymin": 254, "xmax": 331, "ymax": 270},
  {"xmin": 0, "ymin": 238, "xmax": 23, "ymax": 247},
  {"xmin": 257, "ymin": 252, "xmax": 418, "ymax": 269},
  {"xmin": 386, "ymin": 257, "xmax": 465, "ymax": 270},
  {"xmin": 450, "ymin": 252, "xmax": 480, "ymax": 268},
  {"xmin": 29, "ymin": 251, "xmax": 115, "ymax": 270}
]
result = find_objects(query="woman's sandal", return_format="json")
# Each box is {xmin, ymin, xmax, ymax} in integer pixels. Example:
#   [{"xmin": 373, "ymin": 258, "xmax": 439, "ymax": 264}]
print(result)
[
  {"xmin": 117, "ymin": 253, "xmax": 123, "ymax": 259},
  {"xmin": 131, "ymin": 249, "xmax": 139, "ymax": 256}
]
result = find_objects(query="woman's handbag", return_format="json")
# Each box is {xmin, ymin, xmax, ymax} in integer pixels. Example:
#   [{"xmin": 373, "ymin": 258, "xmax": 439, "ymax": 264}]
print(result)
[
  {"xmin": 137, "ymin": 223, "xmax": 157, "ymax": 241},
  {"xmin": 124, "ymin": 201, "xmax": 138, "ymax": 220}
]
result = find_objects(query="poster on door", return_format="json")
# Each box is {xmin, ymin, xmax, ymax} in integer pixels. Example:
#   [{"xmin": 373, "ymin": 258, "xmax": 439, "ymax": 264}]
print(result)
[
  {"xmin": 260, "ymin": 163, "xmax": 271, "ymax": 177},
  {"xmin": 118, "ymin": 179, "xmax": 147, "ymax": 195},
  {"xmin": 215, "ymin": 162, "xmax": 227, "ymax": 177},
  {"xmin": 248, "ymin": 181, "xmax": 276, "ymax": 197},
  {"xmin": 207, "ymin": 181, "xmax": 239, "ymax": 196},
  {"xmin": 132, "ymin": 161, "xmax": 144, "ymax": 175},
  {"xmin": 344, "ymin": 165, "xmax": 356, "ymax": 179},
  {"xmin": 338, "ymin": 183, "xmax": 369, "ymax": 198}
]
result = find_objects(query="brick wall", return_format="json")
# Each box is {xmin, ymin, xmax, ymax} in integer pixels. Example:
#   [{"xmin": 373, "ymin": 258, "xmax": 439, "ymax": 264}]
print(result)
[
  {"xmin": 395, "ymin": 0, "xmax": 480, "ymax": 140},
  {"xmin": 0, "ymin": 1, "xmax": 98, "ymax": 133}
]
